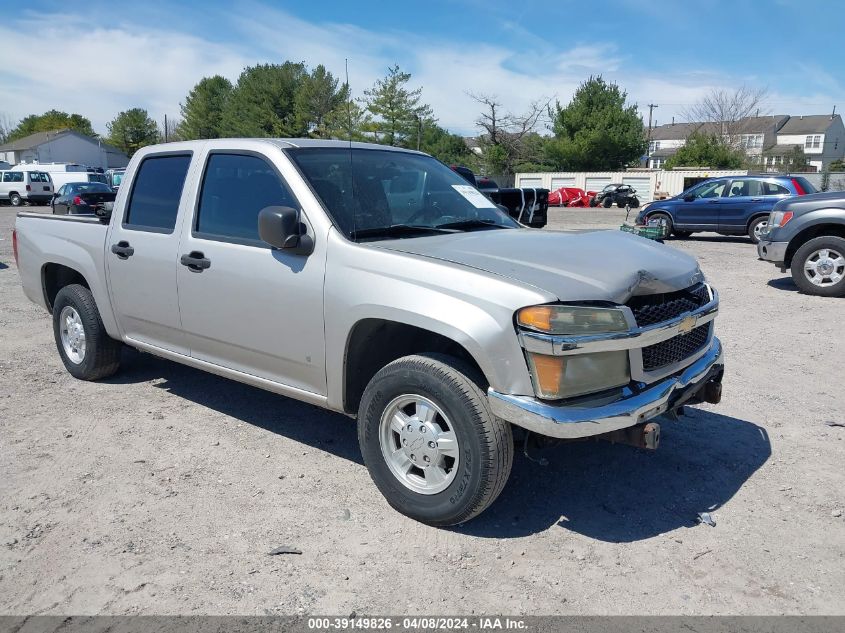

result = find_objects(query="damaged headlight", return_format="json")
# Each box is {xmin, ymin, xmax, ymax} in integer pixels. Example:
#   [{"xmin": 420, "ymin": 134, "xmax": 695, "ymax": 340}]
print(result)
[{"xmin": 517, "ymin": 304, "xmax": 629, "ymax": 335}]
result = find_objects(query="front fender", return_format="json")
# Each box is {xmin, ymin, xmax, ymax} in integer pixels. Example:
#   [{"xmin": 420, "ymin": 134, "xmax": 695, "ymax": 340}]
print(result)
[{"xmin": 323, "ymin": 230, "xmax": 552, "ymax": 411}]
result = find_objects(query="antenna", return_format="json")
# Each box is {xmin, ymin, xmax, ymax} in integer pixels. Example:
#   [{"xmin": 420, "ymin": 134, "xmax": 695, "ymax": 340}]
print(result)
[{"xmin": 345, "ymin": 58, "xmax": 356, "ymax": 238}]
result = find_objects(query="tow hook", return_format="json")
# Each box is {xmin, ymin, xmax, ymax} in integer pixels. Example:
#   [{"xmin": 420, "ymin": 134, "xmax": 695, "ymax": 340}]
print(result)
[
  {"xmin": 598, "ymin": 421, "xmax": 660, "ymax": 451},
  {"xmin": 702, "ymin": 379, "xmax": 722, "ymax": 404}
]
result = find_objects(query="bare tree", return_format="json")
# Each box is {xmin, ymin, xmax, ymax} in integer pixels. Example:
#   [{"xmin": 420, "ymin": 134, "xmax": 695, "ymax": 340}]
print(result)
[
  {"xmin": 683, "ymin": 85, "xmax": 770, "ymax": 140},
  {"xmin": 467, "ymin": 92, "xmax": 550, "ymax": 174},
  {"xmin": 0, "ymin": 112, "xmax": 15, "ymax": 145}
]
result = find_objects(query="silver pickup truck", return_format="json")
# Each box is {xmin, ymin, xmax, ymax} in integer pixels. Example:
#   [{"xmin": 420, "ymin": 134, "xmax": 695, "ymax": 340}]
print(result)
[{"xmin": 13, "ymin": 139, "xmax": 725, "ymax": 525}]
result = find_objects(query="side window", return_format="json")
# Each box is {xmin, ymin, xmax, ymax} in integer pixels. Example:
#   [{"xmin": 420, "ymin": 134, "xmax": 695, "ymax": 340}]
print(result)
[
  {"xmin": 124, "ymin": 154, "xmax": 192, "ymax": 232},
  {"xmin": 1, "ymin": 173, "xmax": 8, "ymax": 182},
  {"xmin": 727, "ymin": 179, "xmax": 762, "ymax": 197},
  {"xmin": 196, "ymin": 153, "xmax": 296, "ymax": 242},
  {"xmin": 57, "ymin": 185, "xmax": 66, "ymax": 196},
  {"xmin": 5, "ymin": 172, "xmax": 24, "ymax": 183},
  {"xmin": 695, "ymin": 180, "xmax": 726, "ymax": 198},
  {"xmin": 762, "ymin": 182, "xmax": 790, "ymax": 195}
]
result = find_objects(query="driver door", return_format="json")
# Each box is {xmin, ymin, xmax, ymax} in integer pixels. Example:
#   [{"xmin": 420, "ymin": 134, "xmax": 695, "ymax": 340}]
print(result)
[{"xmin": 672, "ymin": 179, "xmax": 727, "ymax": 230}]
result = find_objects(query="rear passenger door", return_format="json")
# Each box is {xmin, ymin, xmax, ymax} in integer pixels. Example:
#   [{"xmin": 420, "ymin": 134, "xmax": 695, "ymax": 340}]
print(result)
[
  {"xmin": 106, "ymin": 152, "xmax": 195, "ymax": 354},
  {"xmin": 718, "ymin": 178, "xmax": 789, "ymax": 233},
  {"xmin": 175, "ymin": 150, "xmax": 327, "ymax": 395}
]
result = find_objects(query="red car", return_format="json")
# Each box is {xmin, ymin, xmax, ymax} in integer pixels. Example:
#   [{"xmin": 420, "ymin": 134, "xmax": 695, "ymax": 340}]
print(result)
[{"xmin": 548, "ymin": 187, "xmax": 596, "ymax": 208}]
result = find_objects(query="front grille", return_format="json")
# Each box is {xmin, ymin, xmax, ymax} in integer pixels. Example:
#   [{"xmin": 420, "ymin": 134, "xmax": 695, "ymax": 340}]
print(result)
[
  {"xmin": 642, "ymin": 323, "xmax": 711, "ymax": 371},
  {"xmin": 627, "ymin": 283, "xmax": 709, "ymax": 327}
]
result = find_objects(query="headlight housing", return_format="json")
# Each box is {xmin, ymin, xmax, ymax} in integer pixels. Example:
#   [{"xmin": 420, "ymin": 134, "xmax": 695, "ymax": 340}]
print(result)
[
  {"xmin": 517, "ymin": 304, "xmax": 632, "ymax": 400},
  {"xmin": 517, "ymin": 304, "xmax": 629, "ymax": 335},
  {"xmin": 767, "ymin": 210, "xmax": 793, "ymax": 233}
]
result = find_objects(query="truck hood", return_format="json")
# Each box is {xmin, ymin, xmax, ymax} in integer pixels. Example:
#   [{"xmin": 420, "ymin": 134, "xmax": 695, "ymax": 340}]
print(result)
[{"xmin": 370, "ymin": 229, "xmax": 704, "ymax": 304}]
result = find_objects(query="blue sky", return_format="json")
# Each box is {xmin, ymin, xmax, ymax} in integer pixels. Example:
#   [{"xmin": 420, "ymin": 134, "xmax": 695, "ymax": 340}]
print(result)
[{"xmin": 2, "ymin": 0, "xmax": 843, "ymax": 136}]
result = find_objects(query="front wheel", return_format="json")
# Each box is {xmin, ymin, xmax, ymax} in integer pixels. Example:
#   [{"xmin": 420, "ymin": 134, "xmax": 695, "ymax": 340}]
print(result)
[
  {"xmin": 602, "ymin": 196, "xmax": 613, "ymax": 208},
  {"xmin": 629, "ymin": 197, "xmax": 640, "ymax": 208},
  {"xmin": 790, "ymin": 236, "xmax": 845, "ymax": 297},
  {"xmin": 53, "ymin": 284, "xmax": 122, "ymax": 380},
  {"xmin": 748, "ymin": 216, "xmax": 768, "ymax": 244},
  {"xmin": 358, "ymin": 353, "xmax": 513, "ymax": 526}
]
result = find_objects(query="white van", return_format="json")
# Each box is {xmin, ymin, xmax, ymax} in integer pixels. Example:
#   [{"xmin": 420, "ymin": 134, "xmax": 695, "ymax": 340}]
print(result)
[
  {"xmin": 11, "ymin": 162, "xmax": 107, "ymax": 191},
  {"xmin": 0, "ymin": 170, "xmax": 54, "ymax": 206}
]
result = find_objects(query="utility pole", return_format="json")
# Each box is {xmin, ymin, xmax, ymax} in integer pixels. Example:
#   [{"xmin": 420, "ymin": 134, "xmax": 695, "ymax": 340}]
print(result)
[
  {"xmin": 646, "ymin": 104, "xmax": 659, "ymax": 167},
  {"xmin": 164, "ymin": 114, "xmax": 169, "ymax": 143}
]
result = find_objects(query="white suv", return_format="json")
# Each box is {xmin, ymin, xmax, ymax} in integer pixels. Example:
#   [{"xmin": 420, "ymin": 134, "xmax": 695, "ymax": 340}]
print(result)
[{"xmin": 0, "ymin": 170, "xmax": 54, "ymax": 206}]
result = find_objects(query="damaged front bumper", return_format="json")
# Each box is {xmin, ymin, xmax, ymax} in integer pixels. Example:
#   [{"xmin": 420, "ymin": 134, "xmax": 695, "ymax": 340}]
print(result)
[{"xmin": 488, "ymin": 337, "xmax": 724, "ymax": 439}]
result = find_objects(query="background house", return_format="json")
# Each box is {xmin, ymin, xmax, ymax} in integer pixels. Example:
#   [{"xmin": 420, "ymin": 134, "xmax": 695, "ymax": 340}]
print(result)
[
  {"xmin": 0, "ymin": 129, "xmax": 129, "ymax": 169},
  {"xmin": 764, "ymin": 114, "xmax": 844, "ymax": 172}
]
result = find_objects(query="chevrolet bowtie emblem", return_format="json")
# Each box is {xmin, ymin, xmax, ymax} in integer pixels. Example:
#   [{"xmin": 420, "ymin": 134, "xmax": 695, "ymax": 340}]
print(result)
[{"xmin": 678, "ymin": 315, "xmax": 697, "ymax": 334}]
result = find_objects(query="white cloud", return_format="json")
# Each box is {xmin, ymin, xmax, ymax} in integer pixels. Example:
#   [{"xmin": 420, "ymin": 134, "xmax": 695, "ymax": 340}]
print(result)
[{"xmin": 0, "ymin": 4, "xmax": 841, "ymax": 139}]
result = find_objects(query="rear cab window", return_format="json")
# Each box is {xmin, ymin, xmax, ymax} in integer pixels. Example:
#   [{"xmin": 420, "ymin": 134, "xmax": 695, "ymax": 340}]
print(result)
[{"xmin": 124, "ymin": 154, "xmax": 192, "ymax": 233}]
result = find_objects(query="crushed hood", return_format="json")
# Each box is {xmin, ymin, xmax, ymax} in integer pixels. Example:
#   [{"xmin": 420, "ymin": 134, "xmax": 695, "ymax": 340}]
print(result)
[{"xmin": 370, "ymin": 229, "xmax": 704, "ymax": 304}]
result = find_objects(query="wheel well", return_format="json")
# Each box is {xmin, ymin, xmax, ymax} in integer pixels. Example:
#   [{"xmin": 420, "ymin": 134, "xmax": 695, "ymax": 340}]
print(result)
[
  {"xmin": 746, "ymin": 213, "xmax": 769, "ymax": 230},
  {"xmin": 42, "ymin": 263, "xmax": 90, "ymax": 312},
  {"xmin": 344, "ymin": 319, "xmax": 484, "ymax": 415},
  {"xmin": 784, "ymin": 224, "xmax": 845, "ymax": 268}
]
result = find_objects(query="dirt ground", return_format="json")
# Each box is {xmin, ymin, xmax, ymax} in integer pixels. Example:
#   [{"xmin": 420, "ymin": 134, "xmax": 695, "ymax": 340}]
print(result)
[{"xmin": 1, "ymin": 204, "xmax": 843, "ymax": 616}]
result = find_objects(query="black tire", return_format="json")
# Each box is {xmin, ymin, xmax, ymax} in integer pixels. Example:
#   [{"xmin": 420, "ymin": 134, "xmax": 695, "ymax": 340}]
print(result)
[
  {"xmin": 602, "ymin": 196, "xmax": 613, "ymax": 208},
  {"xmin": 747, "ymin": 216, "xmax": 768, "ymax": 244},
  {"xmin": 629, "ymin": 197, "xmax": 640, "ymax": 208},
  {"xmin": 10, "ymin": 193, "xmax": 22, "ymax": 207},
  {"xmin": 52, "ymin": 284, "xmax": 122, "ymax": 380},
  {"xmin": 357, "ymin": 353, "xmax": 513, "ymax": 526},
  {"xmin": 646, "ymin": 211, "xmax": 673, "ymax": 230},
  {"xmin": 673, "ymin": 230, "xmax": 693, "ymax": 238},
  {"xmin": 790, "ymin": 236, "xmax": 845, "ymax": 297},
  {"xmin": 589, "ymin": 196, "xmax": 598, "ymax": 207}
]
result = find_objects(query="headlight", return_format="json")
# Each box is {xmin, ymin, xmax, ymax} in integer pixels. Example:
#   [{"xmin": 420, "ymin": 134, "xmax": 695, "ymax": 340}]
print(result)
[
  {"xmin": 525, "ymin": 350, "xmax": 630, "ymax": 400},
  {"xmin": 518, "ymin": 304, "xmax": 632, "ymax": 399},
  {"xmin": 767, "ymin": 210, "xmax": 793, "ymax": 231},
  {"xmin": 517, "ymin": 304, "xmax": 629, "ymax": 335}
]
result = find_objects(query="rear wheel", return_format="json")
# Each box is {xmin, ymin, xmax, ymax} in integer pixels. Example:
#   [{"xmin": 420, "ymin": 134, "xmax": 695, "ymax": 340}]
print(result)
[
  {"xmin": 791, "ymin": 236, "xmax": 845, "ymax": 297},
  {"xmin": 629, "ymin": 197, "xmax": 640, "ymax": 208},
  {"xmin": 602, "ymin": 196, "xmax": 613, "ymax": 208},
  {"xmin": 748, "ymin": 216, "xmax": 768, "ymax": 244},
  {"xmin": 9, "ymin": 193, "xmax": 21, "ymax": 207},
  {"xmin": 53, "ymin": 284, "xmax": 122, "ymax": 380},
  {"xmin": 358, "ymin": 353, "xmax": 513, "ymax": 526}
]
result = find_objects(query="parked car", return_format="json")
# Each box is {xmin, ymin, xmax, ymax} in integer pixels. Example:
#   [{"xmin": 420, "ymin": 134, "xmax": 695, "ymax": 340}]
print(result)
[
  {"xmin": 0, "ymin": 170, "xmax": 54, "ymax": 206},
  {"xmin": 636, "ymin": 175, "xmax": 817, "ymax": 243},
  {"xmin": 590, "ymin": 183, "xmax": 640, "ymax": 208},
  {"xmin": 757, "ymin": 191, "xmax": 845, "ymax": 296},
  {"xmin": 451, "ymin": 165, "xmax": 549, "ymax": 227},
  {"xmin": 13, "ymin": 139, "xmax": 724, "ymax": 526},
  {"xmin": 548, "ymin": 187, "xmax": 596, "ymax": 208},
  {"xmin": 51, "ymin": 182, "xmax": 117, "ymax": 216}
]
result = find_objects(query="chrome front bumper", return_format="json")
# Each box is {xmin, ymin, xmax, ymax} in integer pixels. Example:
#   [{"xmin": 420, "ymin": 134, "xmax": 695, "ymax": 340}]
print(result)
[
  {"xmin": 488, "ymin": 337, "xmax": 724, "ymax": 439},
  {"xmin": 757, "ymin": 239, "xmax": 789, "ymax": 264}
]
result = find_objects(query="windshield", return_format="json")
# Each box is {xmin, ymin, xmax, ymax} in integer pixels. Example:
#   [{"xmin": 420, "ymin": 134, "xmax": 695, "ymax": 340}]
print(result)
[
  {"xmin": 288, "ymin": 148, "xmax": 519, "ymax": 240},
  {"xmin": 112, "ymin": 172, "xmax": 124, "ymax": 186}
]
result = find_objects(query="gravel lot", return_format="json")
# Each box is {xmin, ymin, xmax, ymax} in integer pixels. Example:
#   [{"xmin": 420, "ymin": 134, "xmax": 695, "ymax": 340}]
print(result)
[{"xmin": 1, "ymin": 204, "xmax": 843, "ymax": 616}]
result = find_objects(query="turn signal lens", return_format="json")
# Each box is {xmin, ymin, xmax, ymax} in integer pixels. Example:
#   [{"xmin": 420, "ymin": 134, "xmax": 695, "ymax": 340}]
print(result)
[
  {"xmin": 526, "ymin": 350, "xmax": 630, "ymax": 400},
  {"xmin": 517, "ymin": 304, "xmax": 629, "ymax": 335}
]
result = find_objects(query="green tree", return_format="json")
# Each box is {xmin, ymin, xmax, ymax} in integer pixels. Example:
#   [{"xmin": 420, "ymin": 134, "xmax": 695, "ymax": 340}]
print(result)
[
  {"xmin": 322, "ymin": 96, "xmax": 373, "ymax": 141},
  {"xmin": 546, "ymin": 76, "xmax": 646, "ymax": 171},
  {"xmin": 180, "ymin": 75, "xmax": 233, "ymax": 140},
  {"xmin": 406, "ymin": 121, "xmax": 473, "ymax": 165},
  {"xmin": 361, "ymin": 65, "xmax": 432, "ymax": 146},
  {"xmin": 782, "ymin": 145, "xmax": 809, "ymax": 173},
  {"xmin": 295, "ymin": 65, "xmax": 348, "ymax": 138},
  {"xmin": 106, "ymin": 108, "xmax": 159, "ymax": 157},
  {"xmin": 664, "ymin": 133, "xmax": 745, "ymax": 169},
  {"xmin": 7, "ymin": 110, "xmax": 96, "ymax": 141},
  {"xmin": 221, "ymin": 62, "xmax": 308, "ymax": 137},
  {"xmin": 830, "ymin": 159, "xmax": 845, "ymax": 171}
]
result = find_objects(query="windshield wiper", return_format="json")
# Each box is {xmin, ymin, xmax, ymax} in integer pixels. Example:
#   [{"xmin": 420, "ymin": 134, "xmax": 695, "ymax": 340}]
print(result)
[
  {"xmin": 435, "ymin": 219, "xmax": 511, "ymax": 231},
  {"xmin": 350, "ymin": 224, "xmax": 456, "ymax": 240}
]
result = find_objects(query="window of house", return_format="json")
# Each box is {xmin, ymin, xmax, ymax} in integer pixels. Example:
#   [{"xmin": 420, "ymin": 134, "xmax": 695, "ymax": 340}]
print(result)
[
  {"xmin": 741, "ymin": 134, "xmax": 763, "ymax": 149},
  {"xmin": 805, "ymin": 135, "xmax": 821, "ymax": 149},
  {"xmin": 124, "ymin": 154, "xmax": 192, "ymax": 232},
  {"xmin": 195, "ymin": 153, "xmax": 297, "ymax": 243}
]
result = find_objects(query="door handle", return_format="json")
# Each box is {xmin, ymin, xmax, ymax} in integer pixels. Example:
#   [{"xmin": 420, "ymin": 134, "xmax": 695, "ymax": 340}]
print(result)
[
  {"xmin": 180, "ymin": 251, "xmax": 211, "ymax": 272},
  {"xmin": 110, "ymin": 241, "xmax": 134, "ymax": 259},
  {"xmin": 750, "ymin": 198, "xmax": 763, "ymax": 202}
]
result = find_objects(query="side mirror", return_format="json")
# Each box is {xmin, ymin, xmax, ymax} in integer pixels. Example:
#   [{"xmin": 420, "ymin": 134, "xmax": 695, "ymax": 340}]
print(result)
[
  {"xmin": 258, "ymin": 206, "xmax": 314, "ymax": 255},
  {"xmin": 52, "ymin": 192, "xmax": 59, "ymax": 199},
  {"xmin": 683, "ymin": 194, "xmax": 695, "ymax": 202}
]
